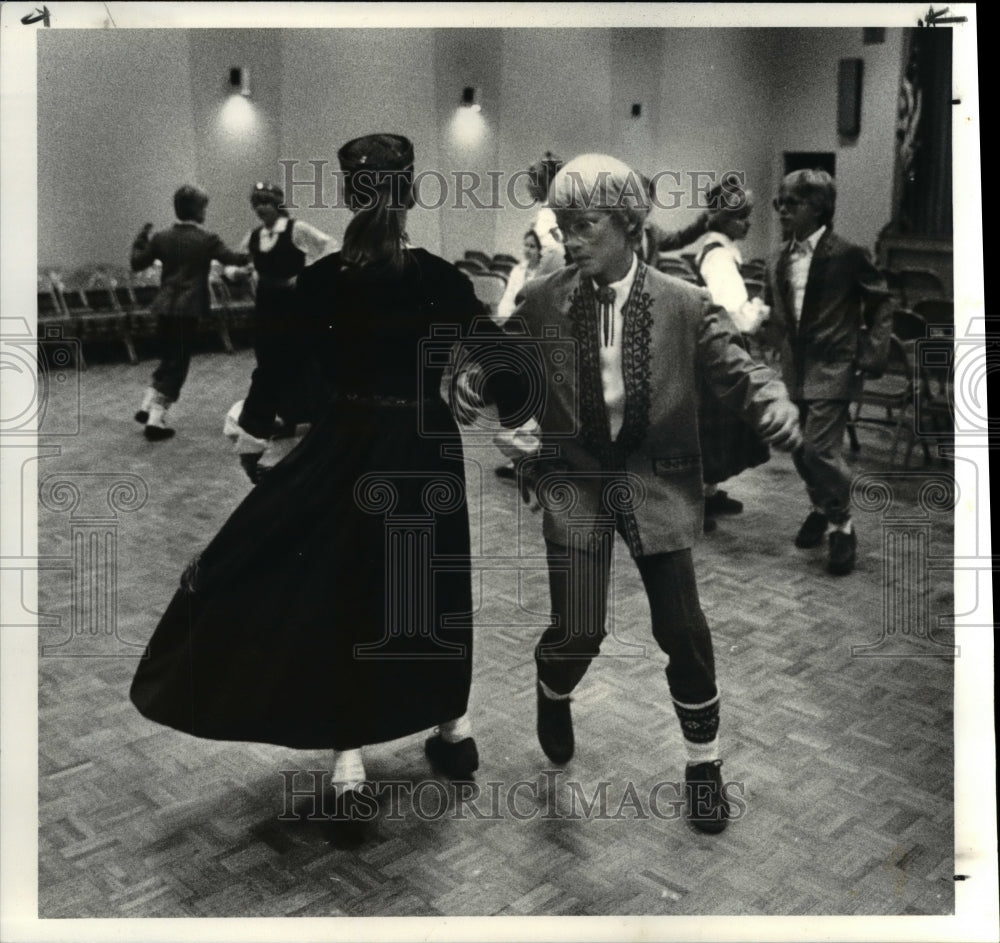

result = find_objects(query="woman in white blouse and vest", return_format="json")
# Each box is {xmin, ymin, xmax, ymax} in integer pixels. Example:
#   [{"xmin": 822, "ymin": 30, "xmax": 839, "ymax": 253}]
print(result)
[
  {"xmin": 231, "ymin": 182, "xmax": 334, "ymax": 482},
  {"xmin": 695, "ymin": 180, "xmax": 771, "ymax": 531}
]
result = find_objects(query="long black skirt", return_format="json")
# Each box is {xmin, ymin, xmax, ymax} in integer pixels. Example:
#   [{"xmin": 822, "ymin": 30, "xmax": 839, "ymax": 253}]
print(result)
[{"xmin": 130, "ymin": 399, "xmax": 475, "ymax": 750}]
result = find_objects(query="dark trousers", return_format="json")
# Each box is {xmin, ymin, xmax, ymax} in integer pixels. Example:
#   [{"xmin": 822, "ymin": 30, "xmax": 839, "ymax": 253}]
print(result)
[
  {"xmin": 151, "ymin": 316, "xmax": 195, "ymax": 404},
  {"xmin": 535, "ymin": 536, "xmax": 717, "ymax": 705},
  {"xmin": 238, "ymin": 284, "xmax": 317, "ymax": 439},
  {"xmin": 793, "ymin": 399, "xmax": 852, "ymax": 524}
]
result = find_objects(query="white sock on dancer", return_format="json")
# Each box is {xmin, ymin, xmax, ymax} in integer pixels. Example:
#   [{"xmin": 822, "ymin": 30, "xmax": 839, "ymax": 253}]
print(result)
[
  {"xmin": 439, "ymin": 713, "xmax": 472, "ymax": 743},
  {"xmin": 331, "ymin": 748, "xmax": 366, "ymax": 793},
  {"xmin": 146, "ymin": 402, "xmax": 168, "ymax": 428},
  {"xmin": 684, "ymin": 737, "xmax": 721, "ymax": 764}
]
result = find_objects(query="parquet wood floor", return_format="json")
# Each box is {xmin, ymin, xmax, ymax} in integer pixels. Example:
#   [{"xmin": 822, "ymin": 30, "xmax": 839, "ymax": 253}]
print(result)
[{"xmin": 33, "ymin": 348, "xmax": 956, "ymax": 917}]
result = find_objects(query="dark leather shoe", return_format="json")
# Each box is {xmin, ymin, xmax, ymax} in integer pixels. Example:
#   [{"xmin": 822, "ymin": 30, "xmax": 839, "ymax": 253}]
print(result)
[
  {"xmin": 794, "ymin": 510, "xmax": 828, "ymax": 548},
  {"xmin": 685, "ymin": 759, "xmax": 730, "ymax": 833},
  {"xmin": 424, "ymin": 734, "xmax": 479, "ymax": 780},
  {"xmin": 703, "ymin": 515, "xmax": 717, "ymax": 534},
  {"xmin": 536, "ymin": 682, "xmax": 574, "ymax": 764},
  {"xmin": 494, "ymin": 461, "xmax": 516, "ymax": 480},
  {"xmin": 239, "ymin": 452, "xmax": 263, "ymax": 484},
  {"xmin": 705, "ymin": 490, "xmax": 743, "ymax": 515},
  {"xmin": 143, "ymin": 425, "xmax": 175, "ymax": 441},
  {"xmin": 827, "ymin": 528, "xmax": 857, "ymax": 576},
  {"xmin": 134, "ymin": 409, "xmax": 149, "ymax": 424},
  {"xmin": 327, "ymin": 784, "xmax": 377, "ymax": 848}
]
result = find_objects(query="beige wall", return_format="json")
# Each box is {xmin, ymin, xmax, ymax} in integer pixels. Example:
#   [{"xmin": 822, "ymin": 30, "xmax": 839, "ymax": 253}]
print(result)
[
  {"xmin": 188, "ymin": 29, "xmax": 283, "ymax": 251},
  {"xmin": 37, "ymin": 27, "xmax": 907, "ymax": 272},
  {"xmin": 277, "ymin": 29, "xmax": 442, "ymax": 255},
  {"xmin": 37, "ymin": 30, "xmax": 198, "ymax": 271},
  {"xmin": 766, "ymin": 28, "xmax": 905, "ymax": 254}
]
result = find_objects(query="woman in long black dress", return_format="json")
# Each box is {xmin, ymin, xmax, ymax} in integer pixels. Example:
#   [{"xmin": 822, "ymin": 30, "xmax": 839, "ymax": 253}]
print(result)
[{"xmin": 130, "ymin": 134, "xmax": 517, "ymax": 829}]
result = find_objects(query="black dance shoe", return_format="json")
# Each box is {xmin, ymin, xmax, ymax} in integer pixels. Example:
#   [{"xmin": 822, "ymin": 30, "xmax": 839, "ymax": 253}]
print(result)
[
  {"xmin": 794, "ymin": 510, "xmax": 828, "ymax": 548},
  {"xmin": 327, "ymin": 784, "xmax": 377, "ymax": 849},
  {"xmin": 536, "ymin": 682, "xmax": 574, "ymax": 764},
  {"xmin": 827, "ymin": 529, "xmax": 857, "ymax": 576},
  {"xmin": 704, "ymin": 490, "xmax": 743, "ymax": 515},
  {"xmin": 134, "ymin": 409, "xmax": 149, "ymax": 424},
  {"xmin": 495, "ymin": 461, "xmax": 516, "ymax": 480},
  {"xmin": 239, "ymin": 452, "xmax": 263, "ymax": 484},
  {"xmin": 685, "ymin": 759, "xmax": 731, "ymax": 834},
  {"xmin": 703, "ymin": 516, "xmax": 717, "ymax": 534},
  {"xmin": 424, "ymin": 734, "xmax": 480, "ymax": 780},
  {"xmin": 143, "ymin": 425, "xmax": 175, "ymax": 441}
]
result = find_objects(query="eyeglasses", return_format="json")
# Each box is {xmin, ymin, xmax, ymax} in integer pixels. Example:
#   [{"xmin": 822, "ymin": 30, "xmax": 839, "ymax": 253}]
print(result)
[
  {"xmin": 772, "ymin": 196, "xmax": 806, "ymax": 212},
  {"xmin": 556, "ymin": 214, "xmax": 611, "ymax": 242}
]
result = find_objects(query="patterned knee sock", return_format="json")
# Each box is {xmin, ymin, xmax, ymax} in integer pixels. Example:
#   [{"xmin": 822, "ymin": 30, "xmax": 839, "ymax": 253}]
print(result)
[{"xmin": 673, "ymin": 694, "xmax": 721, "ymax": 764}]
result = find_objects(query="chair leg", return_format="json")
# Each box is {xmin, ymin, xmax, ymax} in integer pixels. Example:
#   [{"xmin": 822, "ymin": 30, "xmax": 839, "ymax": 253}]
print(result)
[
  {"xmin": 217, "ymin": 318, "xmax": 234, "ymax": 354},
  {"xmin": 846, "ymin": 417, "xmax": 860, "ymax": 452},
  {"xmin": 123, "ymin": 333, "xmax": 139, "ymax": 365}
]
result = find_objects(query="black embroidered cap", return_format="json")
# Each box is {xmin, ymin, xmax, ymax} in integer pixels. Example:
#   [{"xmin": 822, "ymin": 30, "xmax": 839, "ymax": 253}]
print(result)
[
  {"xmin": 250, "ymin": 181, "xmax": 285, "ymax": 206},
  {"xmin": 337, "ymin": 134, "xmax": 415, "ymax": 209},
  {"xmin": 337, "ymin": 133, "xmax": 414, "ymax": 175}
]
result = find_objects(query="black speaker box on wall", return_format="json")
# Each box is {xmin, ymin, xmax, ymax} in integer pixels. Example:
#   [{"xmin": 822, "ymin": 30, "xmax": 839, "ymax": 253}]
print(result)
[{"xmin": 838, "ymin": 58, "xmax": 863, "ymax": 137}]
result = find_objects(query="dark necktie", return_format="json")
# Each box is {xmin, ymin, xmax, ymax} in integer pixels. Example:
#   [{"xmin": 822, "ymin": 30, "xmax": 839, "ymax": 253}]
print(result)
[{"xmin": 596, "ymin": 285, "xmax": 616, "ymax": 347}]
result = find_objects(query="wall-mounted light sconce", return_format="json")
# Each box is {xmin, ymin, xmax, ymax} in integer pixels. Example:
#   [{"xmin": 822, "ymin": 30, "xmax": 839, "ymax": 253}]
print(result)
[
  {"xmin": 229, "ymin": 67, "xmax": 251, "ymax": 98},
  {"xmin": 461, "ymin": 86, "xmax": 481, "ymax": 113}
]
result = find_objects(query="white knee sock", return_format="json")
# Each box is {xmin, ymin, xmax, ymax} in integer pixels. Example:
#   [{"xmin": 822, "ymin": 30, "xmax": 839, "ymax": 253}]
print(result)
[
  {"xmin": 331, "ymin": 748, "xmax": 366, "ymax": 793},
  {"xmin": 146, "ymin": 403, "xmax": 168, "ymax": 428},
  {"xmin": 439, "ymin": 713, "xmax": 473, "ymax": 743},
  {"xmin": 139, "ymin": 387, "xmax": 156, "ymax": 412}
]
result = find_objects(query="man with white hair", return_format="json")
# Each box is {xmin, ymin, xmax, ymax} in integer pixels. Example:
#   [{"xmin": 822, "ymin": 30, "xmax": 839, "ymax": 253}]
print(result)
[{"xmin": 504, "ymin": 153, "xmax": 801, "ymax": 832}]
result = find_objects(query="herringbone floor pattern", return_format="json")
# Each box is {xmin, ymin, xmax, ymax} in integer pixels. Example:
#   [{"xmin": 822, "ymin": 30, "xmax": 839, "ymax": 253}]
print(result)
[{"xmin": 35, "ymin": 346, "xmax": 955, "ymax": 917}]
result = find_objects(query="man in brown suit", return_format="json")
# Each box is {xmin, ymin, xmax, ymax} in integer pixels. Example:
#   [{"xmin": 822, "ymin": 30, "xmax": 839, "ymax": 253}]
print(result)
[
  {"xmin": 764, "ymin": 170, "xmax": 892, "ymax": 575},
  {"xmin": 506, "ymin": 154, "xmax": 801, "ymax": 832}
]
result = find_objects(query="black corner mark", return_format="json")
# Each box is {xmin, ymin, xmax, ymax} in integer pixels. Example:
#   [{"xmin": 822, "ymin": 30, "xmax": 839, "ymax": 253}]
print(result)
[
  {"xmin": 20, "ymin": 6, "xmax": 51, "ymax": 26},
  {"xmin": 918, "ymin": 5, "xmax": 969, "ymax": 26}
]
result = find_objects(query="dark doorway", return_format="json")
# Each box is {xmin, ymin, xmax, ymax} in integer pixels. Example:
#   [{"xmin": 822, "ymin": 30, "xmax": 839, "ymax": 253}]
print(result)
[{"xmin": 783, "ymin": 152, "xmax": 836, "ymax": 177}]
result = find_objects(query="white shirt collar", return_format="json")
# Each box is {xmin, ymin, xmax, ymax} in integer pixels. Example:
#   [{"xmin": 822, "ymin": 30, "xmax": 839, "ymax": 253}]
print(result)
[
  {"xmin": 790, "ymin": 224, "xmax": 826, "ymax": 255},
  {"xmin": 260, "ymin": 215, "xmax": 289, "ymax": 235}
]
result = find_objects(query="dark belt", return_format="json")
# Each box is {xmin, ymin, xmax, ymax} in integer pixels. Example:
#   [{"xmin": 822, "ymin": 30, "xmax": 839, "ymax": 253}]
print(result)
[
  {"xmin": 332, "ymin": 391, "xmax": 444, "ymax": 408},
  {"xmin": 256, "ymin": 274, "xmax": 297, "ymax": 289}
]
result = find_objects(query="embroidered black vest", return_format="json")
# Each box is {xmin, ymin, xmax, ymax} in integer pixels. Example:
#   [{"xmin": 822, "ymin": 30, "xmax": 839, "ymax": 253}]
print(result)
[{"xmin": 250, "ymin": 220, "xmax": 306, "ymax": 281}]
